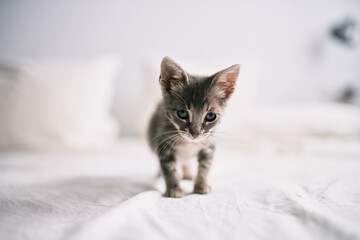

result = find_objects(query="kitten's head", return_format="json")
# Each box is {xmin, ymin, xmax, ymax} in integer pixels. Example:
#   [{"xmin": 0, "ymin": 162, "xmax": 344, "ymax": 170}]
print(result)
[{"xmin": 159, "ymin": 56, "xmax": 240, "ymax": 142}]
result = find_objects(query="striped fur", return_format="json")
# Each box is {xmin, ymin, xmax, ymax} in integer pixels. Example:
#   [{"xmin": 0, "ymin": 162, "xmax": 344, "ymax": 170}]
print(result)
[{"xmin": 148, "ymin": 57, "xmax": 239, "ymax": 197}]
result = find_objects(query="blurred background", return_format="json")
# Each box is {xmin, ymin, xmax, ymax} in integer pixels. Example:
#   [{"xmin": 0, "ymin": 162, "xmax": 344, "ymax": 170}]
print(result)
[
  {"xmin": 0, "ymin": 0, "xmax": 359, "ymax": 149},
  {"xmin": 1, "ymin": 2, "xmax": 360, "ymax": 239}
]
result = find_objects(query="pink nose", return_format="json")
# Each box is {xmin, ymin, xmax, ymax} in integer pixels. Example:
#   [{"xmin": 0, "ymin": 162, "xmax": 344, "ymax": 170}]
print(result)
[
  {"xmin": 192, "ymin": 133, "xmax": 199, "ymax": 138},
  {"xmin": 190, "ymin": 129, "xmax": 200, "ymax": 138}
]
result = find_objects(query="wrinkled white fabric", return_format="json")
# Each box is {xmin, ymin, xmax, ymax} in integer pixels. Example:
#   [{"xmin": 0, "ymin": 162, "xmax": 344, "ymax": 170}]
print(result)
[{"xmin": 0, "ymin": 138, "xmax": 359, "ymax": 240}]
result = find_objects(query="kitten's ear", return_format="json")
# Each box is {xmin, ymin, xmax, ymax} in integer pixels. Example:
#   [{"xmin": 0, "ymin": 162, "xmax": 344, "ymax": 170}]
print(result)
[
  {"xmin": 160, "ymin": 57, "xmax": 189, "ymax": 91},
  {"xmin": 211, "ymin": 64, "xmax": 240, "ymax": 99}
]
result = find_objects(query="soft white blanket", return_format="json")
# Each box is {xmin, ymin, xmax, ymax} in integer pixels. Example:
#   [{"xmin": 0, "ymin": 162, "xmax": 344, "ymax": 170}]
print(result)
[{"xmin": 1, "ymin": 137, "xmax": 360, "ymax": 240}]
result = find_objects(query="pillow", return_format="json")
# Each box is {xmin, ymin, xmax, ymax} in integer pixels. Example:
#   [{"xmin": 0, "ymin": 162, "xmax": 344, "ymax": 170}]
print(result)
[
  {"xmin": 0, "ymin": 56, "xmax": 121, "ymax": 151},
  {"xmin": 218, "ymin": 103, "xmax": 360, "ymax": 151}
]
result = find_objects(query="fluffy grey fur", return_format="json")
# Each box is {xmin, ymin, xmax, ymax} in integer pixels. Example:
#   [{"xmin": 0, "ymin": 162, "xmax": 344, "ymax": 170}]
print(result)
[{"xmin": 148, "ymin": 57, "xmax": 240, "ymax": 198}]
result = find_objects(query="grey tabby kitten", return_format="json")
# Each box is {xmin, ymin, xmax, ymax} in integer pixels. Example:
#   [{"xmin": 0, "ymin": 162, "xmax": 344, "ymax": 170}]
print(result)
[{"xmin": 148, "ymin": 57, "xmax": 240, "ymax": 198}]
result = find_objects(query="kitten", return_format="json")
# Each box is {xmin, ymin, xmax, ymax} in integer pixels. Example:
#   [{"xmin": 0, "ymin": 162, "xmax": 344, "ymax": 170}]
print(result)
[{"xmin": 148, "ymin": 57, "xmax": 240, "ymax": 198}]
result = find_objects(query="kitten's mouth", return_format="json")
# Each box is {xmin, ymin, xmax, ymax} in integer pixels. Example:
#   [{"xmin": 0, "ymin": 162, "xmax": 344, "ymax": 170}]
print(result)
[{"xmin": 180, "ymin": 133, "xmax": 208, "ymax": 143}]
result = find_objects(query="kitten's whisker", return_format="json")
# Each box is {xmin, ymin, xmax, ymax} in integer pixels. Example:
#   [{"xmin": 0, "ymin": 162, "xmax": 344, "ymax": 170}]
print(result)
[
  {"xmin": 153, "ymin": 134, "xmax": 178, "ymax": 152},
  {"xmin": 150, "ymin": 131, "xmax": 180, "ymax": 140},
  {"xmin": 159, "ymin": 134, "xmax": 182, "ymax": 156},
  {"xmin": 150, "ymin": 130, "xmax": 180, "ymax": 136},
  {"xmin": 209, "ymin": 134, "xmax": 231, "ymax": 150},
  {"xmin": 212, "ymin": 131, "xmax": 249, "ymax": 147},
  {"xmin": 150, "ymin": 130, "xmax": 185, "ymax": 142},
  {"xmin": 168, "ymin": 135, "xmax": 181, "ymax": 152},
  {"xmin": 154, "ymin": 133, "xmax": 183, "ymax": 155},
  {"xmin": 213, "ymin": 131, "xmax": 244, "ymax": 142},
  {"xmin": 204, "ymin": 137, "xmax": 216, "ymax": 150},
  {"xmin": 210, "ymin": 135, "xmax": 227, "ymax": 146},
  {"xmin": 155, "ymin": 134, "xmax": 177, "ymax": 148}
]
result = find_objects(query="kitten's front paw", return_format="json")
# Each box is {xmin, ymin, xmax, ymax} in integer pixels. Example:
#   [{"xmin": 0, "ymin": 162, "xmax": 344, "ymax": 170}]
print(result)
[
  {"xmin": 193, "ymin": 184, "xmax": 211, "ymax": 194},
  {"xmin": 165, "ymin": 187, "xmax": 185, "ymax": 198}
]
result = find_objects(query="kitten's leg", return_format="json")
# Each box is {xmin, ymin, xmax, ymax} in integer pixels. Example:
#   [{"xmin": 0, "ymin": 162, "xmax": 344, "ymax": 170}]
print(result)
[
  {"xmin": 194, "ymin": 147, "xmax": 214, "ymax": 194},
  {"xmin": 182, "ymin": 163, "xmax": 193, "ymax": 180},
  {"xmin": 159, "ymin": 148, "xmax": 184, "ymax": 198}
]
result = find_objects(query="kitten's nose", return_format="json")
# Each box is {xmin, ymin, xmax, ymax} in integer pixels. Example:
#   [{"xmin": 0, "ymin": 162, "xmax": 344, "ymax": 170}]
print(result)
[{"xmin": 191, "ymin": 130, "xmax": 200, "ymax": 138}]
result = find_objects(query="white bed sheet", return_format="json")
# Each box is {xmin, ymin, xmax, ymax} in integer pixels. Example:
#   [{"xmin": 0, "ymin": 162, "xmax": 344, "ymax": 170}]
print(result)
[{"xmin": 1, "ymin": 137, "xmax": 360, "ymax": 240}]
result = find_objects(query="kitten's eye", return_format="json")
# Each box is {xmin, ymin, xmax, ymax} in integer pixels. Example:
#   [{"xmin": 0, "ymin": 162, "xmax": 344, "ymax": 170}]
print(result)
[
  {"xmin": 205, "ymin": 112, "xmax": 216, "ymax": 122},
  {"xmin": 177, "ymin": 110, "xmax": 189, "ymax": 120}
]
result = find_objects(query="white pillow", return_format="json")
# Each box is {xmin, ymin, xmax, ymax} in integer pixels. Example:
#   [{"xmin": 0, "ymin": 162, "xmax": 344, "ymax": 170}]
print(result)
[
  {"xmin": 218, "ymin": 103, "xmax": 360, "ymax": 150},
  {"xmin": 0, "ymin": 56, "xmax": 121, "ymax": 151}
]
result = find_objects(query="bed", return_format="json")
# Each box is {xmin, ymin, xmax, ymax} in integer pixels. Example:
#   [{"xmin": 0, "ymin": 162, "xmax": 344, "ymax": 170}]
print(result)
[
  {"xmin": 1, "ymin": 57, "xmax": 360, "ymax": 240},
  {"xmin": 1, "ymin": 103, "xmax": 360, "ymax": 240}
]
